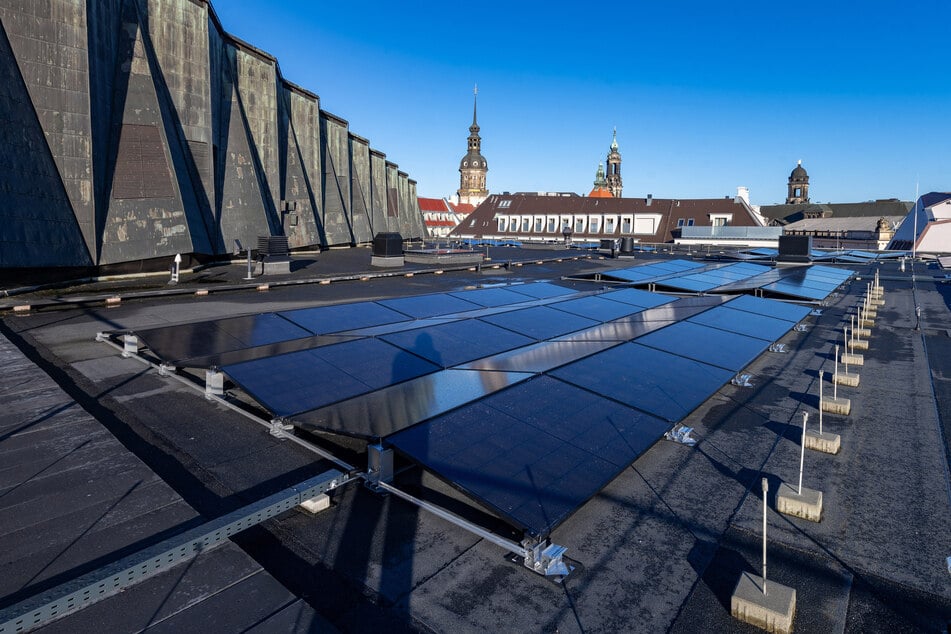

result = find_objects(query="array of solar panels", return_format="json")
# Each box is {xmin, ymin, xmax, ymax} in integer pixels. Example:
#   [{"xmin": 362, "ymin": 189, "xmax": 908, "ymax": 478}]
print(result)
[
  {"xmin": 586, "ymin": 259, "xmax": 853, "ymax": 300},
  {"xmin": 738, "ymin": 248, "xmax": 908, "ymax": 263},
  {"xmin": 132, "ymin": 279, "xmax": 815, "ymax": 538}
]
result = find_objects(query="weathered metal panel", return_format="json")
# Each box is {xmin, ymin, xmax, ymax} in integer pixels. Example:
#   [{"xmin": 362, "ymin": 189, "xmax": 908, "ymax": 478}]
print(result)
[
  {"xmin": 397, "ymin": 170, "xmax": 413, "ymax": 239},
  {"xmin": 407, "ymin": 179, "xmax": 424, "ymax": 240},
  {"xmin": 0, "ymin": 0, "xmax": 425, "ymax": 269},
  {"xmin": 368, "ymin": 149, "xmax": 389, "ymax": 234},
  {"xmin": 235, "ymin": 45, "xmax": 279, "ymax": 219},
  {"xmin": 348, "ymin": 133, "xmax": 373, "ymax": 243},
  {"xmin": 320, "ymin": 111, "xmax": 354, "ymax": 245},
  {"xmin": 213, "ymin": 39, "xmax": 277, "ymax": 250},
  {"xmin": 281, "ymin": 84, "xmax": 323, "ymax": 248},
  {"xmin": 0, "ymin": 14, "xmax": 91, "ymax": 267},
  {"xmin": 385, "ymin": 161, "xmax": 400, "ymax": 235},
  {"xmin": 0, "ymin": 0, "xmax": 96, "ymax": 263},
  {"xmin": 98, "ymin": 3, "xmax": 198, "ymax": 264},
  {"xmin": 140, "ymin": 0, "xmax": 217, "ymax": 253}
]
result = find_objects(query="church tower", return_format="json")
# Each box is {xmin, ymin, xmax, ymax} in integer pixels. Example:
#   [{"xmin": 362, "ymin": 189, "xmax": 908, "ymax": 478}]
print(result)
[
  {"xmin": 786, "ymin": 160, "xmax": 809, "ymax": 204},
  {"xmin": 457, "ymin": 86, "xmax": 489, "ymax": 206},
  {"xmin": 605, "ymin": 129, "xmax": 622, "ymax": 198}
]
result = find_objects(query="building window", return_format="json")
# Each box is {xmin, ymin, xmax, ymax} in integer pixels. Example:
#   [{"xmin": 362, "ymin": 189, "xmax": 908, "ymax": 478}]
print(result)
[
  {"xmin": 713, "ymin": 217, "xmax": 726, "ymax": 227},
  {"xmin": 687, "ymin": 218, "xmax": 694, "ymax": 226},
  {"xmin": 620, "ymin": 216, "xmax": 633, "ymax": 233},
  {"xmin": 589, "ymin": 216, "xmax": 601, "ymax": 233},
  {"xmin": 547, "ymin": 216, "xmax": 557, "ymax": 233},
  {"xmin": 574, "ymin": 217, "xmax": 586, "ymax": 233},
  {"xmin": 510, "ymin": 217, "xmax": 520, "ymax": 232},
  {"xmin": 497, "ymin": 217, "xmax": 508, "ymax": 232},
  {"xmin": 498, "ymin": 200, "xmax": 511, "ymax": 208},
  {"xmin": 677, "ymin": 218, "xmax": 685, "ymax": 227},
  {"xmin": 604, "ymin": 216, "xmax": 617, "ymax": 233},
  {"xmin": 534, "ymin": 216, "xmax": 544, "ymax": 232}
]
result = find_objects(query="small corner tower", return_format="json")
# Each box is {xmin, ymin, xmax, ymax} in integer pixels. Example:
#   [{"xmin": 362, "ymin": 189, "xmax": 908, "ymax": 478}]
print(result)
[
  {"xmin": 457, "ymin": 85, "xmax": 489, "ymax": 206},
  {"xmin": 589, "ymin": 163, "xmax": 612, "ymax": 198},
  {"xmin": 786, "ymin": 160, "xmax": 809, "ymax": 204},
  {"xmin": 605, "ymin": 128, "xmax": 622, "ymax": 198}
]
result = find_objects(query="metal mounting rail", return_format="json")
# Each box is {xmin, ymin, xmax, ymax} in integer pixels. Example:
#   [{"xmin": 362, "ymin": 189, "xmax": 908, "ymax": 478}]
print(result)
[
  {"xmin": 94, "ymin": 332, "xmax": 356, "ymax": 473},
  {"xmin": 0, "ymin": 469, "xmax": 347, "ymax": 634},
  {"xmin": 376, "ymin": 481, "xmax": 572, "ymax": 578}
]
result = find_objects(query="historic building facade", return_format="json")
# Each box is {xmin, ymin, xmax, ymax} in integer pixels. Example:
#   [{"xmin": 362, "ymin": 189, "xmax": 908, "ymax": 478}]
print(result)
[
  {"xmin": 456, "ymin": 88, "xmax": 489, "ymax": 207},
  {"xmin": 606, "ymin": 130, "xmax": 622, "ymax": 197},
  {"xmin": 786, "ymin": 160, "xmax": 810, "ymax": 204}
]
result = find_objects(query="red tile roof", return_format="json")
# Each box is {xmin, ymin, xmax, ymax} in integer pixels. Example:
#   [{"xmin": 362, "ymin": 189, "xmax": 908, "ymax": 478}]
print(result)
[{"xmin": 418, "ymin": 197, "xmax": 451, "ymax": 212}]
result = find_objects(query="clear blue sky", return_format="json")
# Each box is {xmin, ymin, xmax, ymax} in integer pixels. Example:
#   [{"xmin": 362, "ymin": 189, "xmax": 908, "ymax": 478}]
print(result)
[{"xmin": 212, "ymin": 0, "xmax": 951, "ymax": 205}]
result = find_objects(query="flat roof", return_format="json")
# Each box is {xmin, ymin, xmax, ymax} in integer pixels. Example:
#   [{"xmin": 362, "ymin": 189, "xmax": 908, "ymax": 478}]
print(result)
[{"xmin": 1, "ymin": 248, "xmax": 949, "ymax": 632}]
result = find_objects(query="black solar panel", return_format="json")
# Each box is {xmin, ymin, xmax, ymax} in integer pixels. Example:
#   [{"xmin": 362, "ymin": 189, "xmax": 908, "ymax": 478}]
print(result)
[
  {"xmin": 598, "ymin": 288, "xmax": 675, "ymax": 309},
  {"xmin": 448, "ymin": 287, "xmax": 540, "ymax": 307},
  {"xmin": 460, "ymin": 341, "xmax": 619, "ymax": 373},
  {"xmin": 550, "ymin": 295, "xmax": 649, "ymax": 322},
  {"xmin": 634, "ymin": 321, "xmax": 769, "ymax": 371},
  {"xmin": 387, "ymin": 376, "xmax": 670, "ymax": 536},
  {"xmin": 222, "ymin": 338, "xmax": 440, "ymax": 417},
  {"xmin": 688, "ymin": 306, "xmax": 798, "ymax": 342},
  {"xmin": 294, "ymin": 369, "xmax": 533, "ymax": 439},
  {"xmin": 503, "ymin": 282, "xmax": 576, "ymax": 299},
  {"xmin": 725, "ymin": 295, "xmax": 812, "ymax": 323},
  {"xmin": 381, "ymin": 320, "xmax": 536, "ymax": 368},
  {"xmin": 280, "ymin": 301, "xmax": 409, "ymax": 334},
  {"xmin": 135, "ymin": 313, "xmax": 313, "ymax": 366},
  {"xmin": 550, "ymin": 342, "xmax": 734, "ymax": 422},
  {"xmin": 378, "ymin": 293, "xmax": 483, "ymax": 318},
  {"xmin": 479, "ymin": 306, "xmax": 599, "ymax": 340}
]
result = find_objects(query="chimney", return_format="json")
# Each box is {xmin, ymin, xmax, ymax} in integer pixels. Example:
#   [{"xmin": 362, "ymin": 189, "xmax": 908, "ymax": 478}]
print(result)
[
  {"xmin": 736, "ymin": 186, "xmax": 750, "ymax": 204},
  {"xmin": 646, "ymin": 194, "xmax": 652, "ymax": 206}
]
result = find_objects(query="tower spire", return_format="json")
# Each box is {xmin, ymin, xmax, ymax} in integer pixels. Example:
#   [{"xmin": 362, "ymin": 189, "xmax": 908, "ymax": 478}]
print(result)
[{"xmin": 472, "ymin": 84, "xmax": 478, "ymax": 127}]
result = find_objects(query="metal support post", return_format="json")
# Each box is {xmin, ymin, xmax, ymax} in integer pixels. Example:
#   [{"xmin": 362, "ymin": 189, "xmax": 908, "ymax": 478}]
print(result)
[
  {"xmin": 818, "ymin": 370, "xmax": 824, "ymax": 435},
  {"xmin": 762, "ymin": 477, "xmax": 768, "ymax": 596},
  {"xmin": 798, "ymin": 412, "xmax": 808, "ymax": 495},
  {"xmin": 244, "ymin": 247, "xmax": 254, "ymax": 280},
  {"xmin": 833, "ymin": 347, "xmax": 839, "ymax": 400}
]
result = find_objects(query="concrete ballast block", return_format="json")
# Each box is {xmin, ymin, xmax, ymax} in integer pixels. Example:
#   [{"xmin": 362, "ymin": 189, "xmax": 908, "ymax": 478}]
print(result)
[
  {"xmin": 860, "ymin": 318, "xmax": 874, "ymax": 328},
  {"xmin": 822, "ymin": 396, "xmax": 851, "ymax": 415},
  {"xmin": 855, "ymin": 327, "xmax": 871, "ymax": 338},
  {"xmin": 299, "ymin": 493, "xmax": 331, "ymax": 514},
  {"xmin": 850, "ymin": 339, "xmax": 869, "ymax": 351},
  {"xmin": 777, "ymin": 482, "xmax": 823, "ymax": 522},
  {"xmin": 731, "ymin": 571, "xmax": 796, "ymax": 634},
  {"xmin": 833, "ymin": 371, "xmax": 860, "ymax": 387},
  {"xmin": 805, "ymin": 429, "xmax": 841, "ymax": 454},
  {"xmin": 841, "ymin": 352, "xmax": 864, "ymax": 366}
]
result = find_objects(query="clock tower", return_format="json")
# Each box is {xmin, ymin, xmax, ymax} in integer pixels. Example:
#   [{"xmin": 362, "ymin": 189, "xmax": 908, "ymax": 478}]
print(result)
[
  {"xmin": 606, "ymin": 129, "xmax": 622, "ymax": 198},
  {"xmin": 457, "ymin": 86, "xmax": 489, "ymax": 206}
]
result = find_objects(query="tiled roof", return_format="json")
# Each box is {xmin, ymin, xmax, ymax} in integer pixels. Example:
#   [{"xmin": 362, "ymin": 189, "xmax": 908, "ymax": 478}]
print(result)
[
  {"xmin": 450, "ymin": 193, "xmax": 763, "ymax": 241},
  {"xmin": 760, "ymin": 200, "xmax": 913, "ymax": 223},
  {"xmin": 418, "ymin": 197, "xmax": 451, "ymax": 212},
  {"xmin": 450, "ymin": 203, "xmax": 476, "ymax": 215}
]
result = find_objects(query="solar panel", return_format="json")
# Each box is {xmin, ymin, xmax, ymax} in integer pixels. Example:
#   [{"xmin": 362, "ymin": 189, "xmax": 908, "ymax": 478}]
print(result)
[
  {"xmin": 293, "ymin": 369, "xmax": 533, "ymax": 439},
  {"xmin": 502, "ymin": 282, "xmax": 576, "ymax": 299},
  {"xmin": 386, "ymin": 376, "xmax": 670, "ymax": 536},
  {"xmin": 725, "ymin": 294, "xmax": 813, "ymax": 323},
  {"xmin": 687, "ymin": 306, "xmax": 799, "ymax": 342},
  {"xmin": 760, "ymin": 280, "xmax": 831, "ymax": 301},
  {"xmin": 280, "ymin": 302, "xmax": 409, "ymax": 334},
  {"xmin": 550, "ymin": 295, "xmax": 650, "ymax": 322},
  {"xmin": 448, "ymin": 287, "xmax": 541, "ymax": 307},
  {"xmin": 597, "ymin": 288, "xmax": 675, "ymax": 309},
  {"xmin": 550, "ymin": 342, "xmax": 734, "ymax": 422},
  {"xmin": 601, "ymin": 268, "xmax": 656, "ymax": 282},
  {"xmin": 460, "ymin": 340, "xmax": 619, "ymax": 373},
  {"xmin": 378, "ymin": 293, "xmax": 483, "ymax": 318},
  {"xmin": 222, "ymin": 338, "xmax": 440, "ymax": 417},
  {"xmin": 135, "ymin": 314, "xmax": 313, "ymax": 365},
  {"xmin": 380, "ymin": 320, "xmax": 535, "ymax": 368},
  {"xmin": 479, "ymin": 306, "xmax": 599, "ymax": 340},
  {"xmin": 633, "ymin": 321, "xmax": 770, "ymax": 371}
]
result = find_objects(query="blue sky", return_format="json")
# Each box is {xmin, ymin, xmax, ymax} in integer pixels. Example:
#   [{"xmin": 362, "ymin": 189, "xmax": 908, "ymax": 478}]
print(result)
[{"xmin": 212, "ymin": 0, "xmax": 951, "ymax": 205}]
